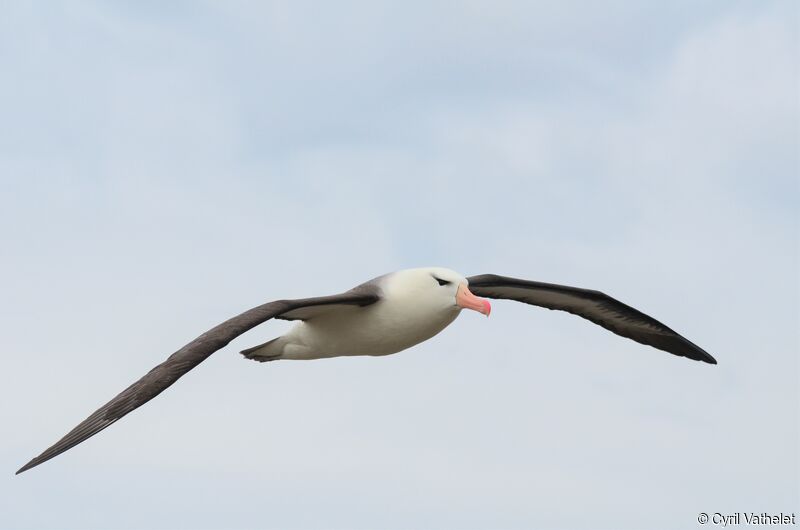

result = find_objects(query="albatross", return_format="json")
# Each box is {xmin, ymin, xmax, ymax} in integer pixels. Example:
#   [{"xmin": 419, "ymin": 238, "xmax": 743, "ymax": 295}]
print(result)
[{"xmin": 16, "ymin": 267, "xmax": 716, "ymax": 474}]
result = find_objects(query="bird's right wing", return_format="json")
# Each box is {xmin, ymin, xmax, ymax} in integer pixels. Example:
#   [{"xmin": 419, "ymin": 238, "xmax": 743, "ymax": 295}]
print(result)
[{"xmin": 16, "ymin": 288, "xmax": 380, "ymax": 475}]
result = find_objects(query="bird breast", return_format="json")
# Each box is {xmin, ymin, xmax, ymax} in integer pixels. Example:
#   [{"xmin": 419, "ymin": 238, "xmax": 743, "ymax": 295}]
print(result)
[{"xmin": 287, "ymin": 295, "xmax": 461, "ymax": 359}]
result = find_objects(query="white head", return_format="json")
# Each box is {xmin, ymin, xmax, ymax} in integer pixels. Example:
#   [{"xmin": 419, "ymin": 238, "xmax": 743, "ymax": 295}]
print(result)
[{"xmin": 382, "ymin": 267, "xmax": 491, "ymax": 317}]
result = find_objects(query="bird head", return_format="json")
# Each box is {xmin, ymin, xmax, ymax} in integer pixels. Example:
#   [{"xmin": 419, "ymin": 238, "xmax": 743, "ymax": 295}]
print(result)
[{"xmin": 385, "ymin": 267, "xmax": 491, "ymax": 316}]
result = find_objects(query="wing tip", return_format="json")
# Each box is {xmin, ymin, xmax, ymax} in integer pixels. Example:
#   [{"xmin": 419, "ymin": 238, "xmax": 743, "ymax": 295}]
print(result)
[
  {"xmin": 687, "ymin": 341, "xmax": 717, "ymax": 365},
  {"xmin": 15, "ymin": 459, "xmax": 38, "ymax": 475},
  {"xmin": 700, "ymin": 353, "xmax": 718, "ymax": 365},
  {"xmin": 682, "ymin": 344, "xmax": 717, "ymax": 365}
]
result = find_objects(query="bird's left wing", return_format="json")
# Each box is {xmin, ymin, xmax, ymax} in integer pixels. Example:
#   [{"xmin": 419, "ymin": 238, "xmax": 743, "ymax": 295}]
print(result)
[
  {"xmin": 467, "ymin": 274, "xmax": 716, "ymax": 364},
  {"xmin": 16, "ymin": 288, "xmax": 380, "ymax": 474}
]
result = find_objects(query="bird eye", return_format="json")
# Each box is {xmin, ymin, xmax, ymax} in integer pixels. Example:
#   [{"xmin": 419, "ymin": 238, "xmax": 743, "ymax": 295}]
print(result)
[{"xmin": 433, "ymin": 277, "xmax": 451, "ymax": 286}]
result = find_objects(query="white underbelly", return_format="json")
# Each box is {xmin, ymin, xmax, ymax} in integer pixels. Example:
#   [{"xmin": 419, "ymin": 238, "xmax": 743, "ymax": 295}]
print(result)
[{"xmin": 281, "ymin": 301, "xmax": 460, "ymax": 360}]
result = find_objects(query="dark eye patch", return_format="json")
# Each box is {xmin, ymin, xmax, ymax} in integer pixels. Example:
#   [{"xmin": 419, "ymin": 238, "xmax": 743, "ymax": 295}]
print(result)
[{"xmin": 433, "ymin": 277, "xmax": 451, "ymax": 286}]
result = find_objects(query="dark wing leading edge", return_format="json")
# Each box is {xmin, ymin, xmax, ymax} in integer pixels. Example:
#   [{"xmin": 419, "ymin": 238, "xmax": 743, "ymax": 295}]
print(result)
[
  {"xmin": 16, "ymin": 288, "xmax": 380, "ymax": 475},
  {"xmin": 467, "ymin": 274, "xmax": 716, "ymax": 364}
]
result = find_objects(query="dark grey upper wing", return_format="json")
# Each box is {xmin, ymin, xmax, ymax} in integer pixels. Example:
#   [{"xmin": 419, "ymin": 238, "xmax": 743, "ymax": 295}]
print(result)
[
  {"xmin": 16, "ymin": 288, "xmax": 379, "ymax": 474},
  {"xmin": 467, "ymin": 274, "xmax": 716, "ymax": 364}
]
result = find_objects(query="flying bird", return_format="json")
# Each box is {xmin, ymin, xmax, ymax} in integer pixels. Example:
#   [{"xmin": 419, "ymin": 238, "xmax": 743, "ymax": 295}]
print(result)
[{"xmin": 16, "ymin": 267, "xmax": 716, "ymax": 474}]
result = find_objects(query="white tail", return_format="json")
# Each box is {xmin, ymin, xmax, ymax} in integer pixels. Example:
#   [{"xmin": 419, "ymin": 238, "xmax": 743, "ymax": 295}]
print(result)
[{"xmin": 240, "ymin": 336, "xmax": 285, "ymax": 362}]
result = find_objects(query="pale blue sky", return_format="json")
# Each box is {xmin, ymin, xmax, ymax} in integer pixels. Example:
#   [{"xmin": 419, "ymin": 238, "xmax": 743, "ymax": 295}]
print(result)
[{"xmin": 1, "ymin": 2, "xmax": 798, "ymax": 529}]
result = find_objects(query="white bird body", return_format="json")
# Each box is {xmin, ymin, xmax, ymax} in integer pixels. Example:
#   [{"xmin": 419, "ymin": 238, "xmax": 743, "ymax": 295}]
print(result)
[{"xmin": 248, "ymin": 267, "xmax": 467, "ymax": 360}]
